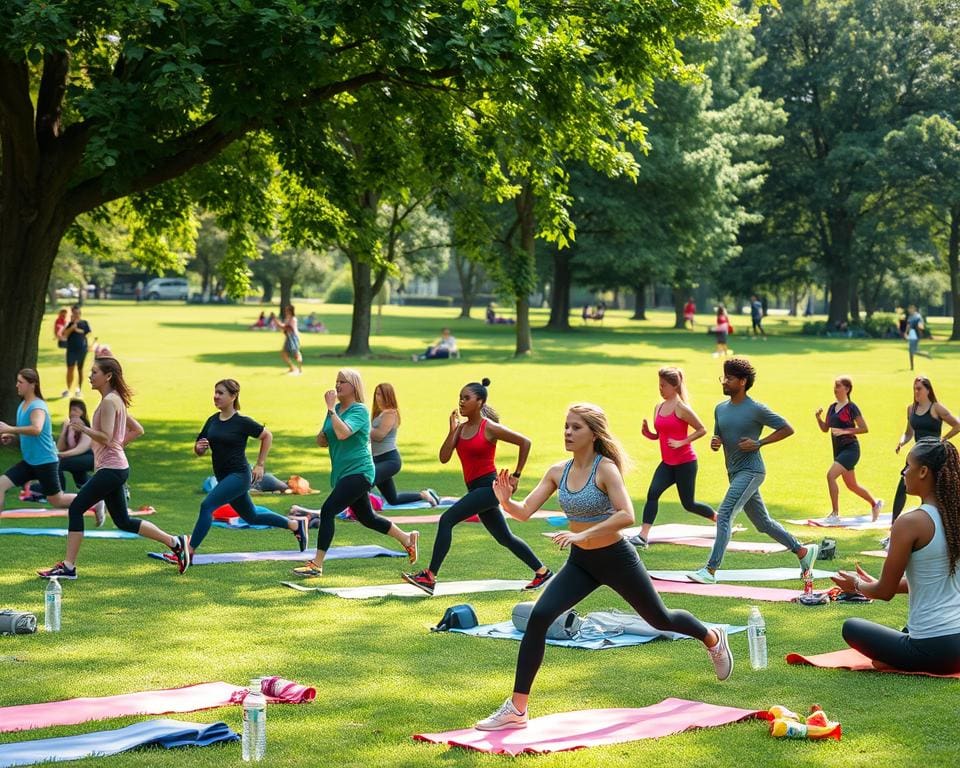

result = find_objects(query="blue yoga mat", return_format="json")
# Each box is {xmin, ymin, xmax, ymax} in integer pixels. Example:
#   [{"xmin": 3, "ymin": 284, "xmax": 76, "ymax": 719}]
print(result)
[
  {"xmin": 0, "ymin": 719, "xmax": 238, "ymax": 768},
  {"xmin": 212, "ymin": 520, "xmax": 271, "ymax": 530},
  {"xmin": 450, "ymin": 621, "xmax": 745, "ymax": 650},
  {"xmin": 0, "ymin": 528, "xmax": 137, "ymax": 539},
  {"xmin": 147, "ymin": 543, "xmax": 405, "ymax": 565}
]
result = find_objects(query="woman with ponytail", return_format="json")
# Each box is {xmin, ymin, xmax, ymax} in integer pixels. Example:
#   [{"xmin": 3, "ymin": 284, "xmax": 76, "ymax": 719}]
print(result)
[
  {"xmin": 402, "ymin": 378, "xmax": 551, "ymax": 595},
  {"xmin": 832, "ymin": 439, "xmax": 960, "ymax": 674},
  {"xmin": 473, "ymin": 403, "xmax": 732, "ymax": 731},
  {"xmin": 631, "ymin": 367, "xmax": 715, "ymax": 548}
]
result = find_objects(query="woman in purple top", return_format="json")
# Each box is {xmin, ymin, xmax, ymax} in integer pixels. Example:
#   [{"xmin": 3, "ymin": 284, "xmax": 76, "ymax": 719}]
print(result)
[
  {"xmin": 632, "ymin": 367, "xmax": 715, "ymax": 548},
  {"xmin": 815, "ymin": 376, "xmax": 882, "ymax": 523}
]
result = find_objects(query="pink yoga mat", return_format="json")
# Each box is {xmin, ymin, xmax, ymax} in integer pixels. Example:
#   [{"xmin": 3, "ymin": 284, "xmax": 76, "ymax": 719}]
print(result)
[
  {"xmin": 414, "ymin": 697, "xmax": 759, "ymax": 755},
  {"xmin": 652, "ymin": 579, "xmax": 799, "ymax": 602},
  {"xmin": 0, "ymin": 679, "xmax": 314, "ymax": 734},
  {"xmin": 655, "ymin": 537, "xmax": 787, "ymax": 553},
  {"xmin": 382, "ymin": 510, "xmax": 555, "ymax": 525},
  {"xmin": 2, "ymin": 507, "xmax": 155, "ymax": 519},
  {"xmin": 786, "ymin": 648, "xmax": 960, "ymax": 678}
]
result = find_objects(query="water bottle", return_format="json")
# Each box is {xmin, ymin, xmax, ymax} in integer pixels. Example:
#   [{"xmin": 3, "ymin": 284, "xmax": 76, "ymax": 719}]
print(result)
[
  {"xmin": 241, "ymin": 678, "xmax": 266, "ymax": 761},
  {"xmin": 44, "ymin": 577, "xmax": 62, "ymax": 632},
  {"xmin": 746, "ymin": 605, "xmax": 767, "ymax": 669}
]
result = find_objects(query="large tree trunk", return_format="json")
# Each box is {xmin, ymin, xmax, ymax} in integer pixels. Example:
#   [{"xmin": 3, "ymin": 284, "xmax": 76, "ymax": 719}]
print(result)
[
  {"xmin": 260, "ymin": 280, "xmax": 274, "ymax": 304},
  {"xmin": 515, "ymin": 296, "xmax": 532, "ymax": 353},
  {"xmin": 278, "ymin": 277, "xmax": 294, "ymax": 313},
  {"xmin": 672, "ymin": 286, "xmax": 688, "ymax": 329},
  {"xmin": 346, "ymin": 257, "xmax": 374, "ymax": 356},
  {"xmin": 849, "ymin": 279, "xmax": 860, "ymax": 322},
  {"xmin": 828, "ymin": 271, "xmax": 851, "ymax": 326},
  {"xmin": 546, "ymin": 252, "xmax": 572, "ymax": 330},
  {"xmin": 513, "ymin": 185, "xmax": 535, "ymax": 356},
  {"xmin": 825, "ymin": 212, "xmax": 854, "ymax": 325},
  {"xmin": 949, "ymin": 203, "xmax": 960, "ymax": 341},
  {"xmin": 453, "ymin": 250, "xmax": 477, "ymax": 319},
  {"xmin": 632, "ymin": 281, "xmax": 647, "ymax": 320}
]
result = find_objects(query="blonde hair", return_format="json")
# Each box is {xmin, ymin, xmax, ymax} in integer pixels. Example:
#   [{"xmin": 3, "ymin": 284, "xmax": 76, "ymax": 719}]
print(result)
[
  {"xmin": 567, "ymin": 403, "xmax": 631, "ymax": 474},
  {"xmin": 658, "ymin": 366, "xmax": 689, "ymax": 404},
  {"xmin": 338, "ymin": 368, "xmax": 365, "ymax": 404}
]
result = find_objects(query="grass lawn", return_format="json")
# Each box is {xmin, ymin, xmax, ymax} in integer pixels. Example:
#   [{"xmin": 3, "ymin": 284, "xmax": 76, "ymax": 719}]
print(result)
[{"xmin": 1, "ymin": 301, "xmax": 958, "ymax": 767}]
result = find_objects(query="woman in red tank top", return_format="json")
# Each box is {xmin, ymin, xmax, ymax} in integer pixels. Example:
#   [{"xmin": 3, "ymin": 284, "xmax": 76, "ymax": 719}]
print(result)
[
  {"xmin": 632, "ymin": 367, "xmax": 716, "ymax": 548},
  {"xmin": 402, "ymin": 378, "xmax": 552, "ymax": 595}
]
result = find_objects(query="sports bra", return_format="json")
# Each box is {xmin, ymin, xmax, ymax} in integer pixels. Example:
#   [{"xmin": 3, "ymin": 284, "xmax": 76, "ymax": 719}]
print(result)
[
  {"xmin": 455, "ymin": 419, "xmax": 497, "ymax": 484},
  {"xmin": 558, "ymin": 454, "xmax": 614, "ymax": 523},
  {"xmin": 910, "ymin": 406, "xmax": 942, "ymax": 442}
]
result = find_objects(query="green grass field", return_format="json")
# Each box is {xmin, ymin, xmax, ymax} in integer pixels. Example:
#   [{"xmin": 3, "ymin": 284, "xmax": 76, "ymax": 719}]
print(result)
[{"xmin": 1, "ymin": 302, "xmax": 958, "ymax": 767}]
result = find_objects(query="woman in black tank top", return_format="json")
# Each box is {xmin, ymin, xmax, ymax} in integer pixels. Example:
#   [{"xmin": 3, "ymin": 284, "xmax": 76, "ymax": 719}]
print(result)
[{"xmin": 890, "ymin": 377, "xmax": 960, "ymax": 528}]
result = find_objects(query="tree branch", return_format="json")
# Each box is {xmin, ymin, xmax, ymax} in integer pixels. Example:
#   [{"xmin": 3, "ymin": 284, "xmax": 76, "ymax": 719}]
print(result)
[
  {"xmin": 0, "ymin": 57, "xmax": 39, "ymax": 183},
  {"xmin": 36, "ymin": 51, "xmax": 70, "ymax": 150}
]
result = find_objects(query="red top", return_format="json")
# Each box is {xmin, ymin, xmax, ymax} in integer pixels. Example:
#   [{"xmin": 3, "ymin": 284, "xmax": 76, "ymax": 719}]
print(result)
[
  {"xmin": 654, "ymin": 407, "xmax": 697, "ymax": 466},
  {"xmin": 683, "ymin": 301, "xmax": 696, "ymax": 317},
  {"xmin": 455, "ymin": 418, "xmax": 497, "ymax": 484}
]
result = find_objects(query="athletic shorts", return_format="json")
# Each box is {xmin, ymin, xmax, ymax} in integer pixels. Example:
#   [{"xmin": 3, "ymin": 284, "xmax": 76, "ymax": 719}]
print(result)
[
  {"xmin": 834, "ymin": 442, "xmax": 861, "ymax": 471},
  {"xmin": 66, "ymin": 347, "xmax": 87, "ymax": 368},
  {"xmin": 4, "ymin": 460, "xmax": 62, "ymax": 497}
]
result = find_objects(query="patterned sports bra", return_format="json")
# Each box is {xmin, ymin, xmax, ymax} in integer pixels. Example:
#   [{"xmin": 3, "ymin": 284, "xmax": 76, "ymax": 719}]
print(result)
[{"xmin": 558, "ymin": 454, "xmax": 614, "ymax": 523}]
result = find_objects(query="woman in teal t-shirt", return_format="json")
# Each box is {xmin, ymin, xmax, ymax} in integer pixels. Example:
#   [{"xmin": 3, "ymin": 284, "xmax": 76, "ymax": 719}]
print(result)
[{"xmin": 291, "ymin": 368, "xmax": 419, "ymax": 577}]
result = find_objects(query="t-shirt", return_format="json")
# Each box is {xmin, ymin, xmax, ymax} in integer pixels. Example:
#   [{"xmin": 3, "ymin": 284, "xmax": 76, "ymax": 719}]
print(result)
[
  {"xmin": 322, "ymin": 402, "xmax": 375, "ymax": 486},
  {"xmin": 827, "ymin": 401, "xmax": 861, "ymax": 453},
  {"xmin": 907, "ymin": 312, "xmax": 923, "ymax": 340},
  {"xmin": 197, "ymin": 412, "xmax": 264, "ymax": 480},
  {"xmin": 713, "ymin": 397, "xmax": 788, "ymax": 475},
  {"xmin": 751, "ymin": 300, "xmax": 763, "ymax": 320},
  {"xmin": 17, "ymin": 399, "xmax": 57, "ymax": 466},
  {"xmin": 65, "ymin": 320, "xmax": 91, "ymax": 354}
]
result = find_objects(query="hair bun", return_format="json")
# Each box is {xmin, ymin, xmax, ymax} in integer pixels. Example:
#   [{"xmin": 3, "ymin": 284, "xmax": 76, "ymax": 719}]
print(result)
[{"xmin": 481, "ymin": 377, "xmax": 491, "ymax": 387}]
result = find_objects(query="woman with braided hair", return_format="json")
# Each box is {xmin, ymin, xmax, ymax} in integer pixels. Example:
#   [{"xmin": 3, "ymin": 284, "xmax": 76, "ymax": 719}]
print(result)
[{"xmin": 832, "ymin": 439, "xmax": 960, "ymax": 674}]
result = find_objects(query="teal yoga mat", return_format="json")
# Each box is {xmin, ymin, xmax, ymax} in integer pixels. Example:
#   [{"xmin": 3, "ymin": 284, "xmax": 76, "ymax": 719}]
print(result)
[{"xmin": 0, "ymin": 528, "xmax": 137, "ymax": 539}]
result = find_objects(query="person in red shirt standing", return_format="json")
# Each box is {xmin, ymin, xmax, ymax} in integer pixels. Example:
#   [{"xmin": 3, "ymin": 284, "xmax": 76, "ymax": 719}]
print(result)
[{"xmin": 683, "ymin": 297, "xmax": 697, "ymax": 330}]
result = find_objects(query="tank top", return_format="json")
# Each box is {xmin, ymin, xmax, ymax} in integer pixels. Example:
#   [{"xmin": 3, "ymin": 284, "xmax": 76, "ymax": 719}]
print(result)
[
  {"xmin": 654, "ymin": 406, "xmax": 696, "ymax": 466},
  {"xmin": 558, "ymin": 455, "xmax": 614, "ymax": 523},
  {"xmin": 92, "ymin": 394, "xmax": 129, "ymax": 470},
  {"xmin": 910, "ymin": 405, "xmax": 942, "ymax": 442},
  {"xmin": 370, "ymin": 413, "xmax": 398, "ymax": 457},
  {"xmin": 905, "ymin": 503, "xmax": 960, "ymax": 639},
  {"xmin": 455, "ymin": 419, "xmax": 496, "ymax": 484}
]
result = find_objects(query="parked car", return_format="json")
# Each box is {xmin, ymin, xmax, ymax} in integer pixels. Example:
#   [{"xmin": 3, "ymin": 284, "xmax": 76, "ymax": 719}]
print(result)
[
  {"xmin": 144, "ymin": 278, "xmax": 189, "ymax": 300},
  {"xmin": 55, "ymin": 284, "xmax": 97, "ymax": 299}
]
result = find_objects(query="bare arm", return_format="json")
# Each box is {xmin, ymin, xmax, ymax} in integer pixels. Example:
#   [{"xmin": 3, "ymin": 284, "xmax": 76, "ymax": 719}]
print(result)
[
  {"xmin": 58, "ymin": 429, "xmax": 92, "ymax": 457},
  {"xmin": 935, "ymin": 403, "xmax": 960, "ymax": 443},
  {"xmin": 316, "ymin": 429, "xmax": 329, "ymax": 448},
  {"xmin": 641, "ymin": 405, "xmax": 658, "ymax": 440},
  {"xmin": 832, "ymin": 413, "xmax": 869, "ymax": 437},
  {"xmin": 369, "ymin": 410, "xmax": 397, "ymax": 442},
  {"xmin": 494, "ymin": 466, "xmax": 560, "ymax": 521},
  {"xmin": 896, "ymin": 406, "xmax": 914, "ymax": 453},
  {"xmin": 675, "ymin": 402, "xmax": 707, "ymax": 445},
  {"xmin": 738, "ymin": 424, "xmax": 794, "ymax": 453},
  {"xmin": 485, "ymin": 420, "xmax": 531, "ymax": 477},
  {"xmin": 814, "ymin": 407, "xmax": 829, "ymax": 432},
  {"xmin": 252, "ymin": 428, "xmax": 272, "ymax": 481},
  {"xmin": 78, "ymin": 398, "xmax": 116, "ymax": 445},
  {"xmin": 439, "ymin": 411, "xmax": 462, "ymax": 463},
  {"xmin": 0, "ymin": 409, "xmax": 46, "ymax": 437},
  {"xmin": 123, "ymin": 414, "xmax": 145, "ymax": 446}
]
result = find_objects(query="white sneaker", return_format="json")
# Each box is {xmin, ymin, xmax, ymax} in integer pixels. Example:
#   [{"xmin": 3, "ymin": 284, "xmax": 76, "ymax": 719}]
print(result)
[
  {"xmin": 871, "ymin": 499, "xmax": 884, "ymax": 521},
  {"xmin": 822, "ymin": 514, "xmax": 842, "ymax": 526},
  {"xmin": 707, "ymin": 626, "xmax": 733, "ymax": 681},
  {"xmin": 93, "ymin": 500, "xmax": 106, "ymax": 528},
  {"xmin": 475, "ymin": 698, "xmax": 528, "ymax": 731},
  {"xmin": 75, "ymin": 389, "xmax": 82, "ymax": 397},
  {"xmin": 879, "ymin": 536, "xmax": 890, "ymax": 551}
]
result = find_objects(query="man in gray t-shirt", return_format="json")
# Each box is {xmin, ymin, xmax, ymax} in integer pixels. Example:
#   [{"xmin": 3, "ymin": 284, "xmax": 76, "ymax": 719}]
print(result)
[{"xmin": 688, "ymin": 358, "xmax": 818, "ymax": 584}]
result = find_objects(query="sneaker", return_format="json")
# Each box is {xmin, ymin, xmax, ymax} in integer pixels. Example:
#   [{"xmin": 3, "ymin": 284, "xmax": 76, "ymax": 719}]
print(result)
[
  {"xmin": 799, "ymin": 543, "xmax": 820, "ymax": 577},
  {"xmin": 404, "ymin": 531, "xmax": 419, "ymax": 564},
  {"xmin": 293, "ymin": 517, "xmax": 310, "ymax": 552},
  {"xmin": 476, "ymin": 698, "xmax": 528, "ymax": 731},
  {"xmin": 707, "ymin": 626, "xmax": 734, "ymax": 681},
  {"xmin": 38, "ymin": 562, "xmax": 77, "ymax": 580},
  {"xmin": 61, "ymin": 390, "xmax": 70, "ymax": 398},
  {"xmin": 401, "ymin": 569, "xmax": 435, "ymax": 595},
  {"xmin": 879, "ymin": 535, "xmax": 890, "ymax": 551},
  {"xmin": 158, "ymin": 552, "xmax": 179, "ymax": 566},
  {"xmin": 92, "ymin": 500, "xmax": 106, "ymax": 528},
  {"xmin": 871, "ymin": 499, "xmax": 884, "ymax": 521},
  {"xmin": 173, "ymin": 534, "xmax": 191, "ymax": 574},
  {"xmin": 291, "ymin": 560, "xmax": 323, "ymax": 577},
  {"xmin": 425, "ymin": 489, "xmax": 441, "ymax": 507},
  {"xmin": 75, "ymin": 389, "xmax": 82, "ymax": 397},
  {"xmin": 523, "ymin": 568, "xmax": 553, "ymax": 591},
  {"xmin": 821, "ymin": 514, "xmax": 842, "ymax": 526},
  {"xmin": 628, "ymin": 533, "xmax": 649, "ymax": 549},
  {"xmin": 687, "ymin": 567, "xmax": 717, "ymax": 585}
]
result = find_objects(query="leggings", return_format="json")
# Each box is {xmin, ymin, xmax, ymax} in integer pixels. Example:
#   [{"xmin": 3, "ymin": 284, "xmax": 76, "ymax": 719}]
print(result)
[
  {"xmin": 515, "ymin": 539, "xmax": 708, "ymax": 694},
  {"xmin": 58, "ymin": 452, "xmax": 94, "ymax": 490},
  {"xmin": 191, "ymin": 469, "xmax": 291, "ymax": 549},
  {"xmin": 316, "ymin": 473, "xmax": 391, "ymax": 552},
  {"xmin": 373, "ymin": 450, "xmax": 422, "ymax": 506},
  {"xmin": 428, "ymin": 472, "xmax": 543, "ymax": 576},
  {"xmin": 67, "ymin": 467, "xmax": 140, "ymax": 533},
  {"xmin": 892, "ymin": 473, "xmax": 908, "ymax": 523},
  {"xmin": 642, "ymin": 460, "xmax": 715, "ymax": 525},
  {"xmin": 842, "ymin": 617, "xmax": 960, "ymax": 675}
]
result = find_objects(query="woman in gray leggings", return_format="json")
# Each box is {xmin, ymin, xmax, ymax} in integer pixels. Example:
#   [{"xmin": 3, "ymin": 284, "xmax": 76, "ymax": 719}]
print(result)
[{"xmin": 832, "ymin": 439, "xmax": 960, "ymax": 674}]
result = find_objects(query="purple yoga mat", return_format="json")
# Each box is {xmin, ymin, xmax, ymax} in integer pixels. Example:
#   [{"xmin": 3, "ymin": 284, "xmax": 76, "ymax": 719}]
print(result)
[
  {"xmin": 414, "ymin": 697, "xmax": 759, "ymax": 755},
  {"xmin": 147, "ymin": 544, "xmax": 404, "ymax": 565}
]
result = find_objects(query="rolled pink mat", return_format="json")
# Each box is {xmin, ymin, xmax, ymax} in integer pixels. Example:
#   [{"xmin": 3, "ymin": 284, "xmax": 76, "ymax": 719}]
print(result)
[{"xmin": 260, "ymin": 676, "xmax": 316, "ymax": 703}]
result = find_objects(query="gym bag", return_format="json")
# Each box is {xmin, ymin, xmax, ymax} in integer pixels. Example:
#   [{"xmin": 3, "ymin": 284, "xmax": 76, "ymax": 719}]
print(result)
[
  {"xmin": 0, "ymin": 610, "xmax": 37, "ymax": 635},
  {"xmin": 432, "ymin": 604, "xmax": 479, "ymax": 632},
  {"xmin": 512, "ymin": 601, "xmax": 582, "ymax": 641}
]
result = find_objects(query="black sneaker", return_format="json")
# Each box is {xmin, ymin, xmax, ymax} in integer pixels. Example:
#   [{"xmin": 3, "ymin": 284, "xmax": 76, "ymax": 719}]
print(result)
[
  {"xmin": 293, "ymin": 517, "xmax": 309, "ymax": 552},
  {"xmin": 523, "ymin": 569, "xmax": 553, "ymax": 591},
  {"xmin": 38, "ymin": 562, "xmax": 77, "ymax": 580},
  {"xmin": 173, "ymin": 534, "xmax": 191, "ymax": 574},
  {"xmin": 401, "ymin": 569, "xmax": 436, "ymax": 596}
]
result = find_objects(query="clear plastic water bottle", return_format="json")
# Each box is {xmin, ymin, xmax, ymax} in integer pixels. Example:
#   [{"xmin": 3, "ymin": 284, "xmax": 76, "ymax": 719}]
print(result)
[
  {"xmin": 747, "ymin": 605, "xmax": 767, "ymax": 669},
  {"xmin": 241, "ymin": 678, "xmax": 266, "ymax": 761},
  {"xmin": 44, "ymin": 577, "xmax": 62, "ymax": 632}
]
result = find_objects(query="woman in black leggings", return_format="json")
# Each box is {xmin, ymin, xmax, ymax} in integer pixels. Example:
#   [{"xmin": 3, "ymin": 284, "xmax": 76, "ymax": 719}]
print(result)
[
  {"xmin": 474, "ymin": 403, "xmax": 732, "ymax": 730},
  {"xmin": 401, "ymin": 378, "xmax": 550, "ymax": 596},
  {"xmin": 290, "ymin": 368, "xmax": 419, "ymax": 577},
  {"xmin": 832, "ymin": 439, "xmax": 960, "ymax": 674},
  {"xmin": 631, "ymin": 367, "xmax": 714, "ymax": 548}
]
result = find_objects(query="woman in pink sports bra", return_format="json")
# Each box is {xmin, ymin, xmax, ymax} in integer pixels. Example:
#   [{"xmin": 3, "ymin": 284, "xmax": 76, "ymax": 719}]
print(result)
[
  {"xmin": 633, "ymin": 367, "xmax": 716, "ymax": 548},
  {"xmin": 37, "ymin": 357, "xmax": 190, "ymax": 581}
]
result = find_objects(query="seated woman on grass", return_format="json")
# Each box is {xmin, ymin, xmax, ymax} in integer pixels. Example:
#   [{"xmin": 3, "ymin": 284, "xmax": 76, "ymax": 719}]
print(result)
[{"xmin": 832, "ymin": 438, "xmax": 960, "ymax": 674}]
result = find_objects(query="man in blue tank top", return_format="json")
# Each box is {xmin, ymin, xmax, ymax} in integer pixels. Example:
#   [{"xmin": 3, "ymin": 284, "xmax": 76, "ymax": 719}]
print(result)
[{"xmin": 688, "ymin": 358, "xmax": 818, "ymax": 584}]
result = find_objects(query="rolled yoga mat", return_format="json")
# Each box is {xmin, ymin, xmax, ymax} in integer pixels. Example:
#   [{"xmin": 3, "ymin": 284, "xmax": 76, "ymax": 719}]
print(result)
[
  {"xmin": 0, "ymin": 719, "xmax": 238, "ymax": 768},
  {"xmin": 0, "ymin": 528, "xmax": 138, "ymax": 539},
  {"xmin": 647, "ymin": 567, "xmax": 835, "ymax": 583},
  {"xmin": 413, "ymin": 697, "xmax": 759, "ymax": 755},
  {"xmin": 148, "ymin": 544, "xmax": 404, "ymax": 565},
  {"xmin": 785, "ymin": 648, "xmax": 960, "ymax": 678},
  {"xmin": 282, "ymin": 579, "xmax": 529, "ymax": 598}
]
